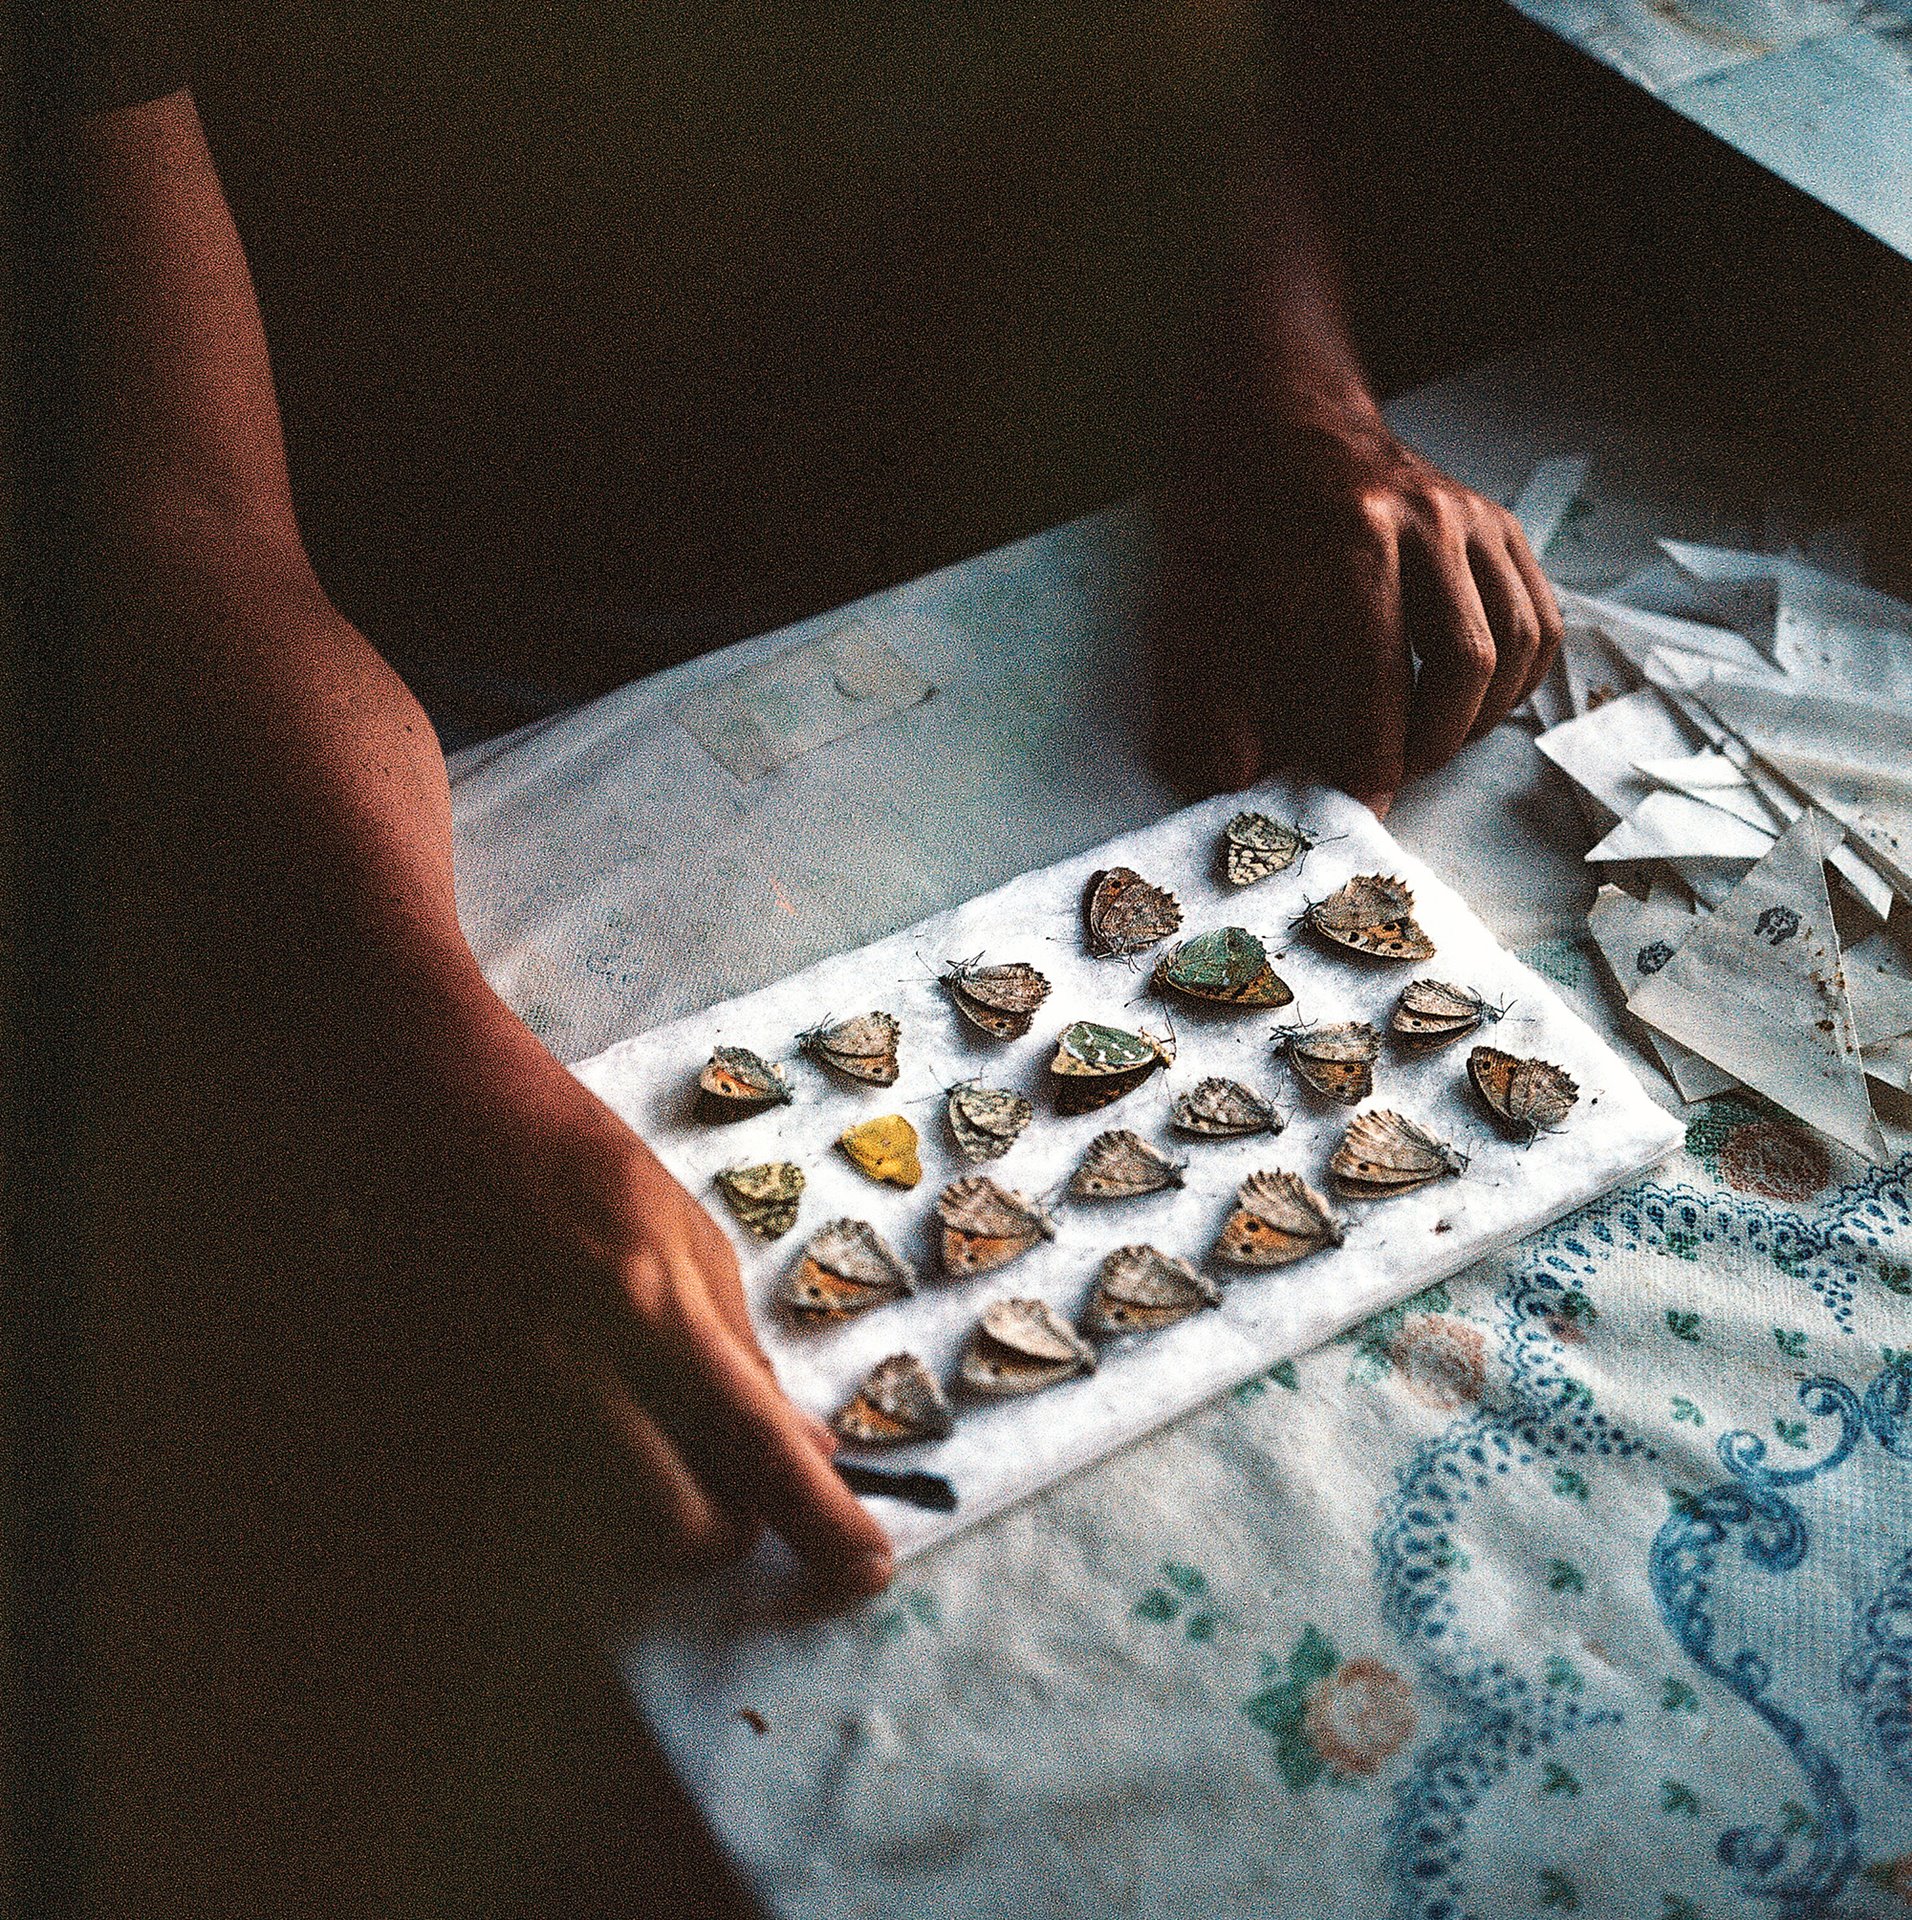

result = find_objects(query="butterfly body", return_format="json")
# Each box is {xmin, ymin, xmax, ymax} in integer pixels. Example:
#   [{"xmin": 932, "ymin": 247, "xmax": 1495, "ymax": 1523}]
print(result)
[
  {"xmin": 1329, "ymin": 1110, "xmax": 1468, "ymax": 1199},
  {"xmin": 831, "ymin": 1353, "xmax": 955, "ymax": 1446},
  {"xmin": 697, "ymin": 1045, "xmax": 792, "ymax": 1119},
  {"xmin": 836, "ymin": 1114, "xmax": 923, "ymax": 1188},
  {"xmin": 800, "ymin": 1010, "xmax": 902, "ymax": 1085},
  {"xmin": 714, "ymin": 1161, "xmax": 805, "ymax": 1238},
  {"xmin": 1083, "ymin": 1245, "xmax": 1222, "ymax": 1336},
  {"xmin": 1049, "ymin": 1019, "xmax": 1174, "ymax": 1113},
  {"xmin": 959, "ymin": 1298, "xmax": 1097, "ymax": 1396},
  {"xmin": 1468, "ymin": 1045, "xmax": 1580, "ymax": 1140},
  {"xmin": 945, "ymin": 1082, "xmax": 1034, "ymax": 1162},
  {"xmin": 780, "ymin": 1219, "xmax": 917, "ymax": 1321},
  {"xmin": 1305, "ymin": 874, "xmax": 1435, "ymax": 962},
  {"xmin": 1213, "ymin": 1169, "xmax": 1346, "ymax": 1268},
  {"xmin": 1391, "ymin": 978, "xmax": 1503, "ymax": 1052},
  {"xmin": 936, "ymin": 1175, "xmax": 1056, "ymax": 1275},
  {"xmin": 942, "ymin": 958, "xmax": 1052, "ymax": 1041},
  {"xmin": 1278, "ymin": 1021, "xmax": 1382, "ymax": 1105},
  {"xmin": 1152, "ymin": 926, "xmax": 1294, "ymax": 1009},
  {"xmin": 1222, "ymin": 812, "xmax": 1315, "ymax": 887},
  {"xmin": 1068, "ymin": 1128, "xmax": 1186, "ymax": 1198},
  {"xmin": 1085, "ymin": 867, "xmax": 1183, "ymax": 958}
]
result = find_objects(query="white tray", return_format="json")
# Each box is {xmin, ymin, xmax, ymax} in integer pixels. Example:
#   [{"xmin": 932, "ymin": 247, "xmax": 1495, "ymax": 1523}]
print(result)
[{"xmin": 574, "ymin": 781, "xmax": 1682, "ymax": 1561}]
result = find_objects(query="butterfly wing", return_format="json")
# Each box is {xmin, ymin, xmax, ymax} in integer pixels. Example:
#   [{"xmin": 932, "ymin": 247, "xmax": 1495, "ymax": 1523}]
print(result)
[
  {"xmin": 832, "ymin": 1353, "xmax": 954, "ymax": 1446},
  {"xmin": 1171, "ymin": 1076, "xmax": 1278, "ymax": 1137},
  {"xmin": 1214, "ymin": 1170, "xmax": 1344, "ymax": 1267},
  {"xmin": 836, "ymin": 1115, "xmax": 923, "ymax": 1188},
  {"xmin": 1086, "ymin": 867, "xmax": 1183, "ymax": 957},
  {"xmin": 960, "ymin": 1298, "xmax": 1097, "ymax": 1395},
  {"xmin": 1069, "ymin": 1129, "xmax": 1183, "ymax": 1198},
  {"xmin": 1084, "ymin": 1245, "xmax": 1221, "ymax": 1334},
  {"xmin": 1329, "ymin": 1110, "xmax": 1462, "ymax": 1198}
]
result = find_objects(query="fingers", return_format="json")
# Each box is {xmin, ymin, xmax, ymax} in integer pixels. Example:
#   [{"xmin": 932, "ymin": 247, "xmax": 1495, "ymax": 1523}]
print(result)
[
  {"xmin": 1503, "ymin": 524, "xmax": 1566, "ymax": 705},
  {"xmin": 1402, "ymin": 519, "xmax": 1497, "ymax": 779},
  {"xmin": 1326, "ymin": 517, "xmax": 1411, "ymax": 814},
  {"xmin": 1463, "ymin": 535, "xmax": 1543, "ymax": 743},
  {"xmin": 654, "ymin": 1319, "xmax": 893, "ymax": 1596}
]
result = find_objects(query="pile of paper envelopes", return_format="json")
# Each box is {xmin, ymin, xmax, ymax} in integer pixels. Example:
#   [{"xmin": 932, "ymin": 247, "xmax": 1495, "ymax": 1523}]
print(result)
[{"xmin": 1524, "ymin": 536, "xmax": 1912, "ymax": 1161}]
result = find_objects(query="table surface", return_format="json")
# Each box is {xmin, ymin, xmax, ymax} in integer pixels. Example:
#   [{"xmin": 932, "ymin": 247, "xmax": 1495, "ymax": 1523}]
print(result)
[
  {"xmin": 1508, "ymin": 0, "xmax": 1912, "ymax": 261},
  {"xmin": 447, "ymin": 340, "xmax": 1912, "ymax": 1919}
]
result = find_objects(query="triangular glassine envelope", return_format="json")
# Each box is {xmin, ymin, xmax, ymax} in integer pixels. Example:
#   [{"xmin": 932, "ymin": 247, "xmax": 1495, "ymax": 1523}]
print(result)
[
  {"xmin": 1585, "ymin": 885, "xmax": 1739, "ymax": 1102},
  {"xmin": 1585, "ymin": 790, "xmax": 1775, "ymax": 864},
  {"xmin": 1690, "ymin": 672, "xmax": 1912, "ymax": 903},
  {"xmin": 1863, "ymin": 1036, "xmax": 1912, "ymax": 1093},
  {"xmin": 1629, "ymin": 810, "xmax": 1887, "ymax": 1161},
  {"xmin": 1633, "ymin": 752, "xmax": 1784, "ymax": 833},
  {"xmin": 1772, "ymin": 563, "xmax": 1912, "ymax": 700},
  {"xmin": 1654, "ymin": 540, "xmax": 1782, "ymax": 658},
  {"xmin": 1845, "ymin": 931, "xmax": 1912, "ymax": 1050},
  {"xmin": 1563, "ymin": 590, "xmax": 1777, "ymax": 679},
  {"xmin": 1730, "ymin": 752, "xmax": 1894, "ymax": 921},
  {"xmin": 1511, "ymin": 455, "xmax": 1589, "ymax": 559},
  {"xmin": 1536, "ymin": 689, "xmax": 1698, "ymax": 821}
]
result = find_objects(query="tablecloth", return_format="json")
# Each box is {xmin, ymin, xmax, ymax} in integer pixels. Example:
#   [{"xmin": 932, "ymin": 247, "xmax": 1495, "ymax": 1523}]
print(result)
[{"xmin": 447, "ymin": 339, "xmax": 1912, "ymax": 1918}]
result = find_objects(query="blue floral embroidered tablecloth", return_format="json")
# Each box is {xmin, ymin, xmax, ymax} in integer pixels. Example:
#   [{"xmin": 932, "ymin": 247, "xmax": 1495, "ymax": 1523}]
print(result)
[{"xmin": 447, "ymin": 343, "xmax": 1912, "ymax": 1917}]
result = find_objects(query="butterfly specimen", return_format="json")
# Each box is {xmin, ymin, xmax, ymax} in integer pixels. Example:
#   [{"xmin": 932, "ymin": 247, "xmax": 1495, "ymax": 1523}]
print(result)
[
  {"xmin": 831, "ymin": 1353, "xmax": 955, "ymax": 1447},
  {"xmin": 800, "ymin": 1010, "xmax": 901, "ymax": 1085},
  {"xmin": 1278, "ymin": 1021, "xmax": 1382, "ymax": 1105},
  {"xmin": 1328, "ymin": 1110, "xmax": 1468, "ymax": 1199},
  {"xmin": 1222, "ymin": 812, "xmax": 1317, "ymax": 888},
  {"xmin": 1068, "ymin": 1129, "xmax": 1186, "ymax": 1199},
  {"xmin": 1390, "ymin": 978, "xmax": 1505, "ymax": 1053},
  {"xmin": 1085, "ymin": 866, "xmax": 1183, "ymax": 958},
  {"xmin": 959, "ymin": 1298, "xmax": 1097, "ymax": 1397},
  {"xmin": 696, "ymin": 1045, "xmax": 792, "ymax": 1120},
  {"xmin": 1170, "ymin": 1076, "xmax": 1283, "ymax": 1138},
  {"xmin": 940, "ymin": 958, "xmax": 1052, "ymax": 1041},
  {"xmin": 945, "ymin": 1082, "xmax": 1034, "ymax": 1162},
  {"xmin": 936, "ymin": 1175, "xmax": 1056, "ymax": 1275},
  {"xmin": 1081, "ymin": 1245, "xmax": 1221, "ymax": 1338},
  {"xmin": 778, "ymin": 1219, "xmax": 917, "ymax": 1321},
  {"xmin": 836, "ymin": 1114, "xmax": 923, "ymax": 1188},
  {"xmin": 1304, "ymin": 874, "xmax": 1435, "ymax": 962},
  {"xmin": 1213, "ymin": 1169, "xmax": 1346, "ymax": 1268},
  {"xmin": 713, "ymin": 1161, "xmax": 805, "ymax": 1239},
  {"xmin": 1468, "ymin": 1045, "xmax": 1580, "ymax": 1141},
  {"xmin": 1152, "ymin": 927, "xmax": 1294, "ymax": 1009},
  {"xmin": 1049, "ymin": 1019, "xmax": 1174, "ymax": 1113}
]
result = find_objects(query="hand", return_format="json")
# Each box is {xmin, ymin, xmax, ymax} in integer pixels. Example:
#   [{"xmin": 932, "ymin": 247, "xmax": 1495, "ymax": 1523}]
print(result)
[
  {"xmin": 436, "ymin": 994, "xmax": 897, "ymax": 1605},
  {"xmin": 1150, "ymin": 392, "xmax": 1562, "ymax": 814}
]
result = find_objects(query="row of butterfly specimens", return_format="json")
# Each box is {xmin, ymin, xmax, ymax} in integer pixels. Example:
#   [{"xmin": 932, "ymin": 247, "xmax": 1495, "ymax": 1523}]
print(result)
[{"xmin": 688, "ymin": 812, "xmax": 1582, "ymax": 1460}]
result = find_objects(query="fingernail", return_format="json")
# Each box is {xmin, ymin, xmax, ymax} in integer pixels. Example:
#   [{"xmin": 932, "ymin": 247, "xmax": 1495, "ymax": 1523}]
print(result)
[{"xmin": 807, "ymin": 1416, "xmax": 839, "ymax": 1456}]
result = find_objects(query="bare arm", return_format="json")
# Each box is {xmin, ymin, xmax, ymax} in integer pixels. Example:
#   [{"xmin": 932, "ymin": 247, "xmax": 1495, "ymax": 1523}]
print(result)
[
  {"xmin": 1152, "ymin": 77, "xmax": 1562, "ymax": 813},
  {"xmin": 79, "ymin": 92, "xmax": 890, "ymax": 1592}
]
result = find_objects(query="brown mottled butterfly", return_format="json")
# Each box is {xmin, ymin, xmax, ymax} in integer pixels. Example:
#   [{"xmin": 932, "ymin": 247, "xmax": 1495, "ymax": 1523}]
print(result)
[
  {"xmin": 1277, "ymin": 1021, "xmax": 1381, "ymax": 1106},
  {"xmin": 1468, "ymin": 1045, "xmax": 1580, "ymax": 1141},
  {"xmin": 1328, "ymin": 1110, "xmax": 1468, "ymax": 1199},
  {"xmin": 1068, "ymin": 1129, "xmax": 1186, "ymax": 1199},
  {"xmin": 958, "ymin": 1298, "xmax": 1097, "ymax": 1397},
  {"xmin": 941, "ymin": 957, "xmax": 1052, "ymax": 1041},
  {"xmin": 945, "ymin": 1082, "xmax": 1034, "ymax": 1163},
  {"xmin": 778, "ymin": 1219, "xmax": 917, "ymax": 1322},
  {"xmin": 714, "ymin": 1161, "xmax": 805, "ymax": 1239},
  {"xmin": 1082, "ymin": 1245, "xmax": 1221, "ymax": 1338},
  {"xmin": 800, "ymin": 1010, "xmax": 901, "ymax": 1085},
  {"xmin": 1171, "ymin": 1076, "xmax": 1283, "ymax": 1138},
  {"xmin": 1304, "ymin": 874, "xmax": 1435, "ymax": 962},
  {"xmin": 831, "ymin": 1353, "xmax": 954, "ymax": 1447},
  {"xmin": 936, "ymin": 1175, "xmax": 1056, "ymax": 1276},
  {"xmin": 1085, "ymin": 867, "xmax": 1183, "ymax": 959},
  {"xmin": 1390, "ymin": 978, "xmax": 1505, "ymax": 1053},
  {"xmin": 1212, "ymin": 1170, "xmax": 1346, "ymax": 1269},
  {"xmin": 697, "ymin": 1045, "xmax": 792, "ymax": 1120}
]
